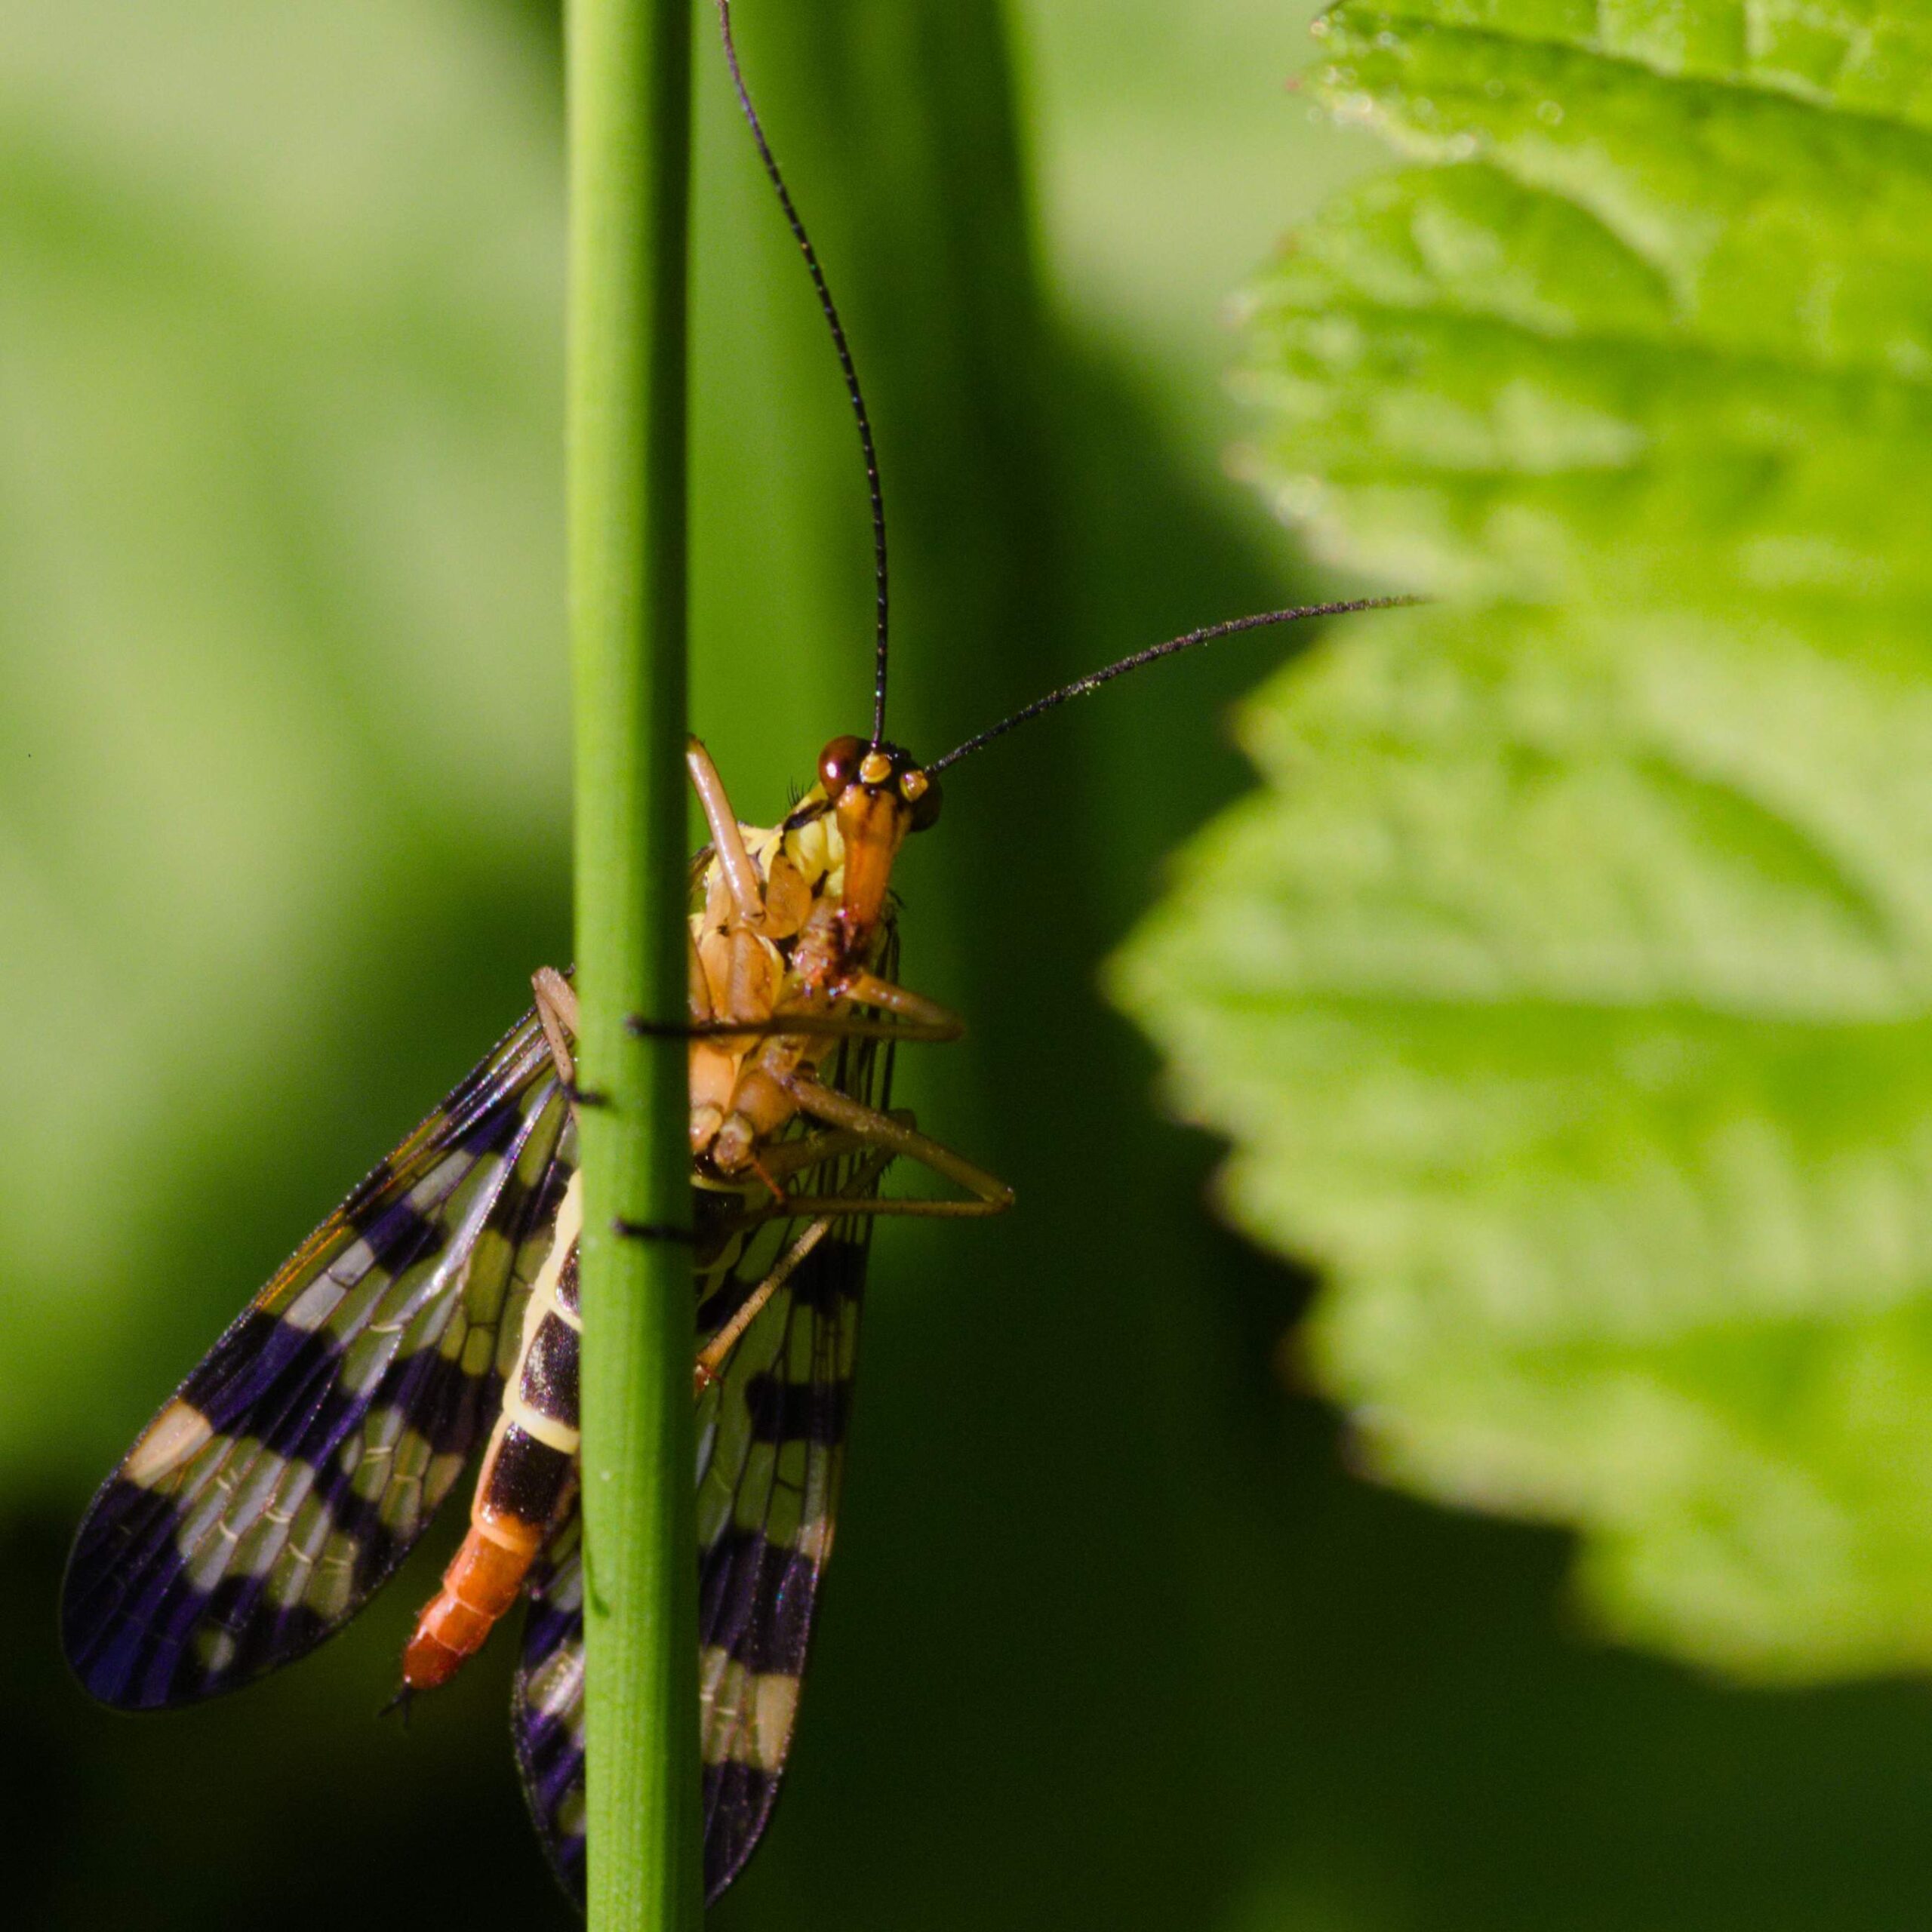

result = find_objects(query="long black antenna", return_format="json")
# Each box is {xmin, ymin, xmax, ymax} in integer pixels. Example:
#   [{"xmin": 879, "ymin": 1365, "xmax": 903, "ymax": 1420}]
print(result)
[
  {"xmin": 716, "ymin": 0, "xmax": 892, "ymax": 746},
  {"xmin": 925, "ymin": 598, "xmax": 1422, "ymax": 774}
]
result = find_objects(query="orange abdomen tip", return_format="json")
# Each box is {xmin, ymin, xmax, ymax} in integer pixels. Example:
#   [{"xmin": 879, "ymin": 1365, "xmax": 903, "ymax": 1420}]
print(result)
[{"xmin": 401, "ymin": 1522, "xmax": 540, "ymax": 1691}]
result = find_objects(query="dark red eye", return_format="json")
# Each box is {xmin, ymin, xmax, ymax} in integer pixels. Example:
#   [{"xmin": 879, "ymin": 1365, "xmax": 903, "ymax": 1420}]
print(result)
[{"xmin": 818, "ymin": 735, "xmax": 865, "ymax": 795}]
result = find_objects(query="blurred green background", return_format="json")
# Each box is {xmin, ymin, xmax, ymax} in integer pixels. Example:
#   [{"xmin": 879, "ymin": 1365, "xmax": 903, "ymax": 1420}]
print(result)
[{"xmin": 10, "ymin": 1, "xmax": 1932, "ymax": 1926}]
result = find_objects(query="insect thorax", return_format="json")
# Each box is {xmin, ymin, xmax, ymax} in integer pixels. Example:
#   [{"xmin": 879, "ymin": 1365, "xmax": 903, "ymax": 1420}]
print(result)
[{"xmin": 688, "ymin": 800, "xmax": 894, "ymax": 1175}]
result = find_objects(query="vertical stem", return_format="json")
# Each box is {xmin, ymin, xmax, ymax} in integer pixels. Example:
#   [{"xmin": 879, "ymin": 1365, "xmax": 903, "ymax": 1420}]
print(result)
[{"xmin": 567, "ymin": 0, "xmax": 698, "ymax": 1922}]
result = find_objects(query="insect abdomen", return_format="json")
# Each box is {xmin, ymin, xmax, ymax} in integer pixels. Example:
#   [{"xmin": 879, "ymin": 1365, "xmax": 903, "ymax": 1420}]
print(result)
[{"xmin": 403, "ymin": 1174, "xmax": 583, "ymax": 1690}]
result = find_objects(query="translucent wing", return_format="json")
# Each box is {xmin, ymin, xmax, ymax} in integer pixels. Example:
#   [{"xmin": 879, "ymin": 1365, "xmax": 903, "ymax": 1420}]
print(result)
[
  {"xmin": 512, "ymin": 1508, "xmax": 589, "ymax": 1898},
  {"xmin": 513, "ymin": 1008, "xmax": 887, "ymax": 1905},
  {"xmin": 63, "ymin": 1008, "xmax": 575, "ymax": 1709},
  {"xmin": 694, "ymin": 1217, "xmax": 868, "ymax": 1895},
  {"xmin": 512, "ymin": 1223, "xmax": 868, "ymax": 1904}
]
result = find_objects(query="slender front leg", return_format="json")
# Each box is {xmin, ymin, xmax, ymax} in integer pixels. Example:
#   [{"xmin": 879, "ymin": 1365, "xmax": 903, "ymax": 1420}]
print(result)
[
  {"xmin": 532, "ymin": 967, "xmax": 580, "ymax": 1089},
  {"xmin": 759, "ymin": 1072, "xmax": 1014, "ymax": 1217},
  {"xmin": 687, "ymin": 735, "xmax": 764, "ymax": 926},
  {"xmin": 754, "ymin": 1122, "xmax": 875, "ymax": 1184},
  {"xmin": 832, "ymin": 969, "xmax": 965, "ymax": 1043}
]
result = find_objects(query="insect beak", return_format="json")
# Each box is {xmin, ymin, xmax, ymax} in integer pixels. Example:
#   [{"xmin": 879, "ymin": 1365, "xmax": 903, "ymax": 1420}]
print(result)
[{"xmin": 834, "ymin": 785, "xmax": 908, "ymax": 942}]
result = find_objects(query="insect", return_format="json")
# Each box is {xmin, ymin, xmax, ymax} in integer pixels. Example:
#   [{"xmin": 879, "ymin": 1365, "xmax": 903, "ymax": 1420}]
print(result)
[{"xmin": 60, "ymin": 0, "xmax": 1411, "ymax": 1906}]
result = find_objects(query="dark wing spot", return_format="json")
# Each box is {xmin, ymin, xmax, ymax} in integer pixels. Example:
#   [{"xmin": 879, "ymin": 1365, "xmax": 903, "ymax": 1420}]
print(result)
[
  {"xmin": 699, "ymin": 1527, "xmax": 817, "ymax": 1678},
  {"xmin": 702, "ymin": 1761, "xmax": 782, "ymax": 1903},
  {"xmin": 741, "ymin": 1369, "xmax": 850, "ymax": 1448}
]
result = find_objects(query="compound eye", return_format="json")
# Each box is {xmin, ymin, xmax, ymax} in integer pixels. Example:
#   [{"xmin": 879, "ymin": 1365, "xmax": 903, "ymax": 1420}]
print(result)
[
  {"xmin": 900, "ymin": 767, "xmax": 943, "ymax": 832},
  {"xmin": 818, "ymin": 734, "xmax": 865, "ymax": 795}
]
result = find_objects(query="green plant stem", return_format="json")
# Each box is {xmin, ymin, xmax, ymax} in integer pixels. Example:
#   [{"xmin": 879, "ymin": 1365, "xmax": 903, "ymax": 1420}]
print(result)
[{"xmin": 566, "ymin": 0, "xmax": 697, "ymax": 1921}]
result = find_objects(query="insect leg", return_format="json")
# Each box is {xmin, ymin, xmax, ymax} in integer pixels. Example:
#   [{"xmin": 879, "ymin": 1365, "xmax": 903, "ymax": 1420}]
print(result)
[
  {"xmin": 832, "ymin": 969, "xmax": 963, "ymax": 1043},
  {"xmin": 632, "ymin": 1011, "xmax": 952, "ymax": 1044},
  {"xmin": 755, "ymin": 1124, "xmax": 874, "ymax": 1183},
  {"xmin": 532, "ymin": 967, "xmax": 580, "ymax": 1087},
  {"xmin": 541, "ymin": 923, "xmax": 718, "ymax": 1115},
  {"xmin": 759, "ymin": 1074, "xmax": 1014, "ymax": 1217},
  {"xmin": 688, "ymin": 735, "xmax": 764, "ymax": 925},
  {"xmin": 692, "ymin": 1147, "xmax": 896, "ymax": 1392},
  {"xmin": 534, "ymin": 966, "xmax": 626, "ymax": 1115}
]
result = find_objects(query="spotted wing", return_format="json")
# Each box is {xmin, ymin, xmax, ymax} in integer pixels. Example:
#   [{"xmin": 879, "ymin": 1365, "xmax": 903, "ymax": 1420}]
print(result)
[
  {"xmin": 512, "ymin": 1222, "xmax": 868, "ymax": 1905},
  {"xmin": 511, "ymin": 1506, "xmax": 589, "ymax": 1898},
  {"xmin": 693, "ymin": 1212, "xmax": 868, "ymax": 1896},
  {"xmin": 63, "ymin": 1007, "xmax": 576, "ymax": 1709},
  {"xmin": 513, "ymin": 1021, "xmax": 885, "ymax": 1905}
]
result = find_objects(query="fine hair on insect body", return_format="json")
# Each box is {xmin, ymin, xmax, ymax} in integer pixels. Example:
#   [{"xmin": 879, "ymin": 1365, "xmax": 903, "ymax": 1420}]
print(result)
[{"xmin": 60, "ymin": 0, "xmax": 1415, "ymax": 1907}]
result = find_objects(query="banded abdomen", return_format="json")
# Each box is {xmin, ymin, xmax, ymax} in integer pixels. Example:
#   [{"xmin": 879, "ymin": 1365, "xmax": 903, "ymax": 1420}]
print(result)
[
  {"xmin": 400, "ymin": 787, "xmax": 869, "ymax": 1698},
  {"xmin": 402, "ymin": 1171, "xmax": 584, "ymax": 1690}
]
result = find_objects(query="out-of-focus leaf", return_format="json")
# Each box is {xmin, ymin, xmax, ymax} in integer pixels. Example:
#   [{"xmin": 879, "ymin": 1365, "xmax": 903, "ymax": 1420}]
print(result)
[
  {"xmin": 0, "ymin": 0, "xmax": 567, "ymax": 1480},
  {"xmin": 1115, "ymin": 0, "xmax": 1932, "ymax": 1679}
]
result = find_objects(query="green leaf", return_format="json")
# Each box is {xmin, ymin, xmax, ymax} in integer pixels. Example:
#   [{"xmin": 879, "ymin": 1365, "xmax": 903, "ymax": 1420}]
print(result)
[{"xmin": 1114, "ymin": 0, "xmax": 1932, "ymax": 1680}]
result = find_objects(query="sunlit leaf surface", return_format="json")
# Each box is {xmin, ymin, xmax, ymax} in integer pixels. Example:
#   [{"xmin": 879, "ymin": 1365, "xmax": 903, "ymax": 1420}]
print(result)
[{"xmin": 1118, "ymin": 0, "xmax": 1932, "ymax": 1678}]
